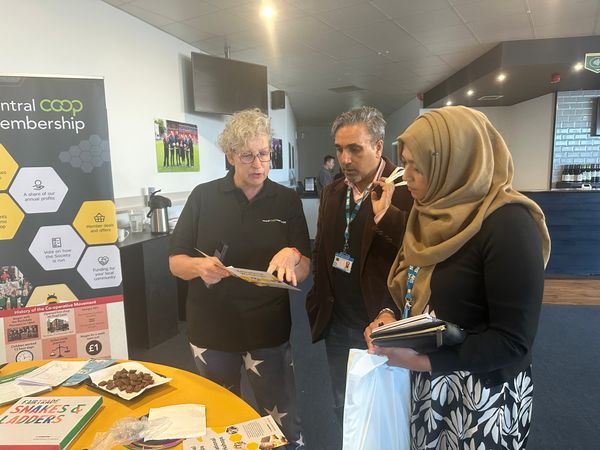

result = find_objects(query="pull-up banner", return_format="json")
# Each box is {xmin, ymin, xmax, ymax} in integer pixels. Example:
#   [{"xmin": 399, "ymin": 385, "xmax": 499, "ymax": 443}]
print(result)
[{"xmin": 0, "ymin": 75, "xmax": 127, "ymax": 363}]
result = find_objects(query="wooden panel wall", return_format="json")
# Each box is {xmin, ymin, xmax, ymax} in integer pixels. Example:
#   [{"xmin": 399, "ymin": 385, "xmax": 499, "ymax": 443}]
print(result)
[{"xmin": 525, "ymin": 191, "xmax": 600, "ymax": 276}]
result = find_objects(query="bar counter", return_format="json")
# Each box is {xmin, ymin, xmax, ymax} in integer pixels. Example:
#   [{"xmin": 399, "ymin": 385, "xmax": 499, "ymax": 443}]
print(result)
[
  {"xmin": 117, "ymin": 230, "xmax": 179, "ymax": 349},
  {"xmin": 524, "ymin": 190, "xmax": 600, "ymax": 276}
]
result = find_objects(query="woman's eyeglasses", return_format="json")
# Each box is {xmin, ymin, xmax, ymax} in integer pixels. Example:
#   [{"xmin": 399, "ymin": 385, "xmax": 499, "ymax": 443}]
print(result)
[{"xmin": 238, "ymin": 150, "xmax": 272, "ymax": 164}]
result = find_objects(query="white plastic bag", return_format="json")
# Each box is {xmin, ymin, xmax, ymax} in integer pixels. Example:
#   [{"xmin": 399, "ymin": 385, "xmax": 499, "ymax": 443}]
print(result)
[{"xmin": 342, "ymin": 349, "xmax": 410, "ymax": 450}]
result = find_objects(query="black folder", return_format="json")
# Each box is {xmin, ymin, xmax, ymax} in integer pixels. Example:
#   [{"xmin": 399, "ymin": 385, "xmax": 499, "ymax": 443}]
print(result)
[{"xmin": 370, "ymin": 314, "xmax": 466, "ymax": 353}]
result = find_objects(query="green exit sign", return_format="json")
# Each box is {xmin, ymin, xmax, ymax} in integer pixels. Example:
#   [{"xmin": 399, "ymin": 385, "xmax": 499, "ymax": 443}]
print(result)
[{"xmin": 585, "ymin": 53, "xmax": 600, "ymax": 73}]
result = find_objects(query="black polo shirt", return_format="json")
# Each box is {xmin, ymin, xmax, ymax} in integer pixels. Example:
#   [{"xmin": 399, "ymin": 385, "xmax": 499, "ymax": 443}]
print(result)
[{"xmin": 169, "ymin": 170, "xmax": 311, "ymax": 352}]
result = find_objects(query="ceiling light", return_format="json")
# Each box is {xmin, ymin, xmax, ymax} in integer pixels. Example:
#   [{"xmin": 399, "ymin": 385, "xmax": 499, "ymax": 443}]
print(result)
[
  {"xmin": 573, "ymin": 62, "xmax": 584, "ymax": 71},
  {"xmin": 261, "ymin": 5, "xmax": 275, "ymax": 18},
  {"xmin": 445, "ymin": 100, "xmax": 453, "ymax": 106},
  {"xmin": 496, "ymin": 73, "xmax": 507, "ymax": 82},
  {"xmin": 466, "ymin": 89, "xmax": 475, "ymax": 96}
]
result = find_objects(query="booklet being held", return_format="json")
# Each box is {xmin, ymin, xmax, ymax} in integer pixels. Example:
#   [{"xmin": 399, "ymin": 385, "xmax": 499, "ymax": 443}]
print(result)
[{"xmin": 370, "ymin": 313, "xmax": 465, "ymax": 352}]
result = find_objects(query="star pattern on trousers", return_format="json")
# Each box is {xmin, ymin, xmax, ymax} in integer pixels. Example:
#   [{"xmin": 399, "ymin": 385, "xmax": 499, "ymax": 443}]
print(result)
[
  {"xmin": 295, "ymin": 433, "xmax": 305, "ymax": 449},
  {"xmin": 265, "ymin": 405, "xmax": 288, "ymax": 427},
  {"xmin": 243, "ymin": 352, "xmax": 264, "ymax": 376},
  {"xmin": 191, "ymin": 345, "xmax": 208, "ymax": 365}
]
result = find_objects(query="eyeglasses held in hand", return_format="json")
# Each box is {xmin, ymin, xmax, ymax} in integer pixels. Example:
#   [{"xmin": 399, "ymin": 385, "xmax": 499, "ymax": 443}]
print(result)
[{"xmin": 238, "ymin": 150, "xmax": 272, "ymax": 164}]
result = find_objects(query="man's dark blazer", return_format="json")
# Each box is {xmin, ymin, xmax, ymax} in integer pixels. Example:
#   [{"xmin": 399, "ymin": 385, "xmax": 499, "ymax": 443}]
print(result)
[{"xmin": 306, "ymin": 157, "xmax": 413, "ymax": 342}]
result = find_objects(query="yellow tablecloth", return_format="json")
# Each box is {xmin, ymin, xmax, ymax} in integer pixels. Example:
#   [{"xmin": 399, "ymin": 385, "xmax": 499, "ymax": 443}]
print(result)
[{"xmin": 0, "ymin": 359, "xmax": 259, "ymax": 449}]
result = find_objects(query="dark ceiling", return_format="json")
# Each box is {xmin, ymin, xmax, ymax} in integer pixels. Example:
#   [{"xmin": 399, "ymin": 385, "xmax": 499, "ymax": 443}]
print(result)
[{"xmin": 424, "ymin": 35, "xmax": 600, "ymax": 108}]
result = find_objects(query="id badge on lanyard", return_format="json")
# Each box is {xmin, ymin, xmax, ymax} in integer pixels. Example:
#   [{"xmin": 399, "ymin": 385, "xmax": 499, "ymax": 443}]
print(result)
[
  {"xmin": 332, "ymin": 185, "xmax": 370, "ymax": 274},
  {"xmin": 333, "ymin": 251, "xmax": 354, "ymax": 273}
]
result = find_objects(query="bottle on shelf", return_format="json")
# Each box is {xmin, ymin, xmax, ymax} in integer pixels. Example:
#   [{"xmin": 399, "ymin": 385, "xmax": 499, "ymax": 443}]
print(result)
[
  {"xmin": 561, "ymin": 165, "xmax": 569, "ymax": 182},
  {"xmin": 575, "ymin": 164, "xmax": 583, "ymax": 183}
]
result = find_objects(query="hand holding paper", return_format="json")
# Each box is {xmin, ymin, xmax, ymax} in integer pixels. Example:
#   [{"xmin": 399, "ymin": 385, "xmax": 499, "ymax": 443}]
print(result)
[{"xmin": 267, "ymin": 247, "xmax": 301, "ymax": 286}]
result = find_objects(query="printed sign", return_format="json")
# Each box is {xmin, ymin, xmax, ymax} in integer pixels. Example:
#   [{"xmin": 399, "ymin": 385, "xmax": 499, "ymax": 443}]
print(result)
[{"xmin": 0, "ymin": 75, "xmax": 127, "ymax": 362}]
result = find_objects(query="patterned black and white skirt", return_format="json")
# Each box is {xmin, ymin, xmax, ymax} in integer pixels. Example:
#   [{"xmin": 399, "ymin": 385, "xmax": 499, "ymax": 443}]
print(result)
[{"xmin": 410, "ymin": 367, "xmax": 533, "ymax": 450}]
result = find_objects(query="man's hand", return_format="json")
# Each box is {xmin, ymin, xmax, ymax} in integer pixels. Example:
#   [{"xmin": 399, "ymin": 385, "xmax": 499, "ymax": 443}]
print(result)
[
  {"xmin": 371, "ymin": 179, "xmax": 395, "ymax": 217},
  {"xmin": 267, "ymin": 247, "xmax": 301, "ymax": 286}
]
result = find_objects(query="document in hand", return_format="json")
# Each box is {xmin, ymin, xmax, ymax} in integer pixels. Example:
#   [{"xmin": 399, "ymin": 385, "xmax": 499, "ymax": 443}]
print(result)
[
  {"xmin": 369, "ymin": 314, "xmax": 465, "ymax": 352},
  {"xmin": 225, "ymin": 266, "xmax": 301, "ymax": 291}
]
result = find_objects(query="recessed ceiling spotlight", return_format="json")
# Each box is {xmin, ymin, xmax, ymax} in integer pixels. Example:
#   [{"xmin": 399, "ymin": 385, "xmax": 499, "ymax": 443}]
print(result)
[
  {"xmin": 496, "ymin": 73, "xmax": 507, "ymax": 82},
  {"xmin": 573, "ymin": 62, "xmax": 584, "ymax": 71},
  {"xmin": 446, "ymin": 100, "xmax": 453, "ymax": 106},
  {"xmin": 261, "ymin": 5, "xmax": 275, "ymax": 18},
  {"xmin": 466, "ymin": 89, "xmax": 475, "ymax": 96}
]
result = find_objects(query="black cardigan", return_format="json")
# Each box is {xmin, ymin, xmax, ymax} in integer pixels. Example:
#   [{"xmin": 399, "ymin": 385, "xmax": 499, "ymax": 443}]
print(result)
[{"xmin": 426, "ymin": 203, "xmax": 545, "ymax": 387}]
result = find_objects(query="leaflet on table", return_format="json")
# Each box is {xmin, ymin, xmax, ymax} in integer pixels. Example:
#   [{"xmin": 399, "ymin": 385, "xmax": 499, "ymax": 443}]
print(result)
[
  {"xmin": 16, "ymin": 360, "xmax": 88, "ymax": 387},
  {"xmin": 225, "ymin": 267, "xmax": 301, "ymax": 291},
  {"xmin": 62, "ymin": 359, "xmax": 117, "ymax": 387},
  {"xmin": 144, "ymin": 404, "xmax": 206, "ymax": 441},
  {"xmin": 0, "ymin": 367, "xmax": 51, "ymax": 406},
  {"xmin": 182, "ymin": 415, "xmax": 288, "ymax": 450}
]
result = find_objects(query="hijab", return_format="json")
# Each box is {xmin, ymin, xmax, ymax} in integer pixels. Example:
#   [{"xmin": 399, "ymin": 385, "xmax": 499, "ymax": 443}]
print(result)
[{"xmin": 387, "ymin": 106, "xmax": 551, "ymax": 316}]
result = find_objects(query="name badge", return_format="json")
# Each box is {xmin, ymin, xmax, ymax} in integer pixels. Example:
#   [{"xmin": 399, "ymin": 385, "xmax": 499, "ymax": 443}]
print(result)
[{"xmin": 333, "ymin": 252, "xmax": 354, "ymax": 273}]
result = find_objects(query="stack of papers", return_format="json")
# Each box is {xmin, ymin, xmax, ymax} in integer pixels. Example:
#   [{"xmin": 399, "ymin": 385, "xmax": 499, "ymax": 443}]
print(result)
[
  {"xmin": 0, "ymin": 368, "xmax": 51, "ymax": 406},
  {"xmin": 372, "ymin": 313, "xmax": 437, "ymax": 334},
  {"xmin": 16, "ymin": 360, "xmax": 88, "ymax": 387}
]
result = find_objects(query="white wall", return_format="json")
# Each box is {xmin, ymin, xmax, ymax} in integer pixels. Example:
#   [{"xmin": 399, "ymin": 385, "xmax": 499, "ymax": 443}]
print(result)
[
  {"xmin": 395, "ymin": 95, "xmax": 555, "ymax": 191},
  {"xmin": 476, "ymin": 93, "xmax": 554, "ymax": 191},
  {"xmin": 383, "ymin": 97, "xmax": 422, "ymax": 163},
  {"xmin": 1, "ymin": 0, "xmax": 297, "ymax": 209}
]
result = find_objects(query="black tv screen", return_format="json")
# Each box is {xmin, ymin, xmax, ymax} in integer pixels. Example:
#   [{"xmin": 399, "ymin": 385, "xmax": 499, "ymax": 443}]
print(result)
[{"xmin": 191, "ymin": 52, "xmax": 268, "ymax": 115}]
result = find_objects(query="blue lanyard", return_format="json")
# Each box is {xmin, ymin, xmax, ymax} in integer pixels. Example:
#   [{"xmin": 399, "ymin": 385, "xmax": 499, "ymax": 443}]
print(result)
[
  {"xmin": 343, "ymin": 185, "xmax": 371, "ymax": 253},
  {"xmin": 403, "ymin": 265, "xmax": 420, "ymax": 319}
]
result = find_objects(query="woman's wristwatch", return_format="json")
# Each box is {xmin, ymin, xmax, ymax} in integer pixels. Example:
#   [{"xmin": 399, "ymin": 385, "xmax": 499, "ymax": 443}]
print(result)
[{"xmin": 376, "ymin": 307, "xmax": 396, "ymax": 320}]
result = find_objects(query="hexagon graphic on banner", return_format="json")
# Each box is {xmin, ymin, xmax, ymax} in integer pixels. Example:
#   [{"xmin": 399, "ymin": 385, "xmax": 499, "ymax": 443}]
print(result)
[
  {"xmin": 9, "ymin": 167, "xmax": 68, "ymax": 214},
  {"xmin": 0, "ymin": 193, "xmax": 25, "ymax": 240},
  {"xmin": 77, "ymin": 245, "xmax": 122, "ymax": 289},
  {"xmin": 29, "ymin": 225, "xmax": 85, "ymax": 271},
  {"xmin": 0, "ymin": 143, "xmax": 19, "ymax": 190},
  {"xmin": 28, "ymin": 284, "xmax": 79, "ymax": 306},
  {"xmin": 73, "ymin": 200, "xmax": 118, "ymax": 245}
]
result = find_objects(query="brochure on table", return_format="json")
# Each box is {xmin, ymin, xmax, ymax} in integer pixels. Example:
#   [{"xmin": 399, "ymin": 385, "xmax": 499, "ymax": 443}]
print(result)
[
  {"xmin": 0, "ymin": 75, "xmax": 127, "ymax": 363},
  {"xmin": 0, "ymin": 366, "xmax": 50, "ymax": 406},
  {"xmin": 183, "ymin": 415, "xmax": 288, "ymax": 450}
]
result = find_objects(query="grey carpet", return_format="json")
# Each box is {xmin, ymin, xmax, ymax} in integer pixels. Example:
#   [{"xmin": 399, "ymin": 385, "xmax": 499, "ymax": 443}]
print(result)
[{"xmin": 131, "ymin": 283, "xmax": 599, "ymax": 450}]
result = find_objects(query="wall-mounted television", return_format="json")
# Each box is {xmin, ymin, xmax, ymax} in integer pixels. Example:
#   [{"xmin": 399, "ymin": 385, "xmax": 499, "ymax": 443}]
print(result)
[
  {"xmin": 191, "ymin": 52, "xmax": 268, "ymax": 115},
  {"xmin": 592, "ymin": 97, "xmax": 600, "ymax": 137}
]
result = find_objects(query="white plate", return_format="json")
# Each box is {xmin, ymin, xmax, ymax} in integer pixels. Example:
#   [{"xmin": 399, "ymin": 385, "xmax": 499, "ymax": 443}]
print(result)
[{"xmin": 88, "ymin": 362, "xmax": 171, "ymax": 400}]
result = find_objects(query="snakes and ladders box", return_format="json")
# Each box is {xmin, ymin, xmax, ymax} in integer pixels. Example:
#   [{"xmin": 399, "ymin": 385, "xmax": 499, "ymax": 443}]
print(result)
[{"xmin": 0, "ymin": 395, "xmax": 102, "ymax": 449}]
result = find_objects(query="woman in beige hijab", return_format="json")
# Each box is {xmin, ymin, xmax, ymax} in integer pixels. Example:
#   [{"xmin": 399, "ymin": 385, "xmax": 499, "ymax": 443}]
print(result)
[{"xmin": 365, "ymin": 106, "xmax": 550, "ymax": 449}]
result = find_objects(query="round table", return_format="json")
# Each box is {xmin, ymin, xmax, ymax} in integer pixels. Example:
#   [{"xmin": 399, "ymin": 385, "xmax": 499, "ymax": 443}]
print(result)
[{"xmin": 0, "ymin": 359, "xmax": 259, "ymax": 449}]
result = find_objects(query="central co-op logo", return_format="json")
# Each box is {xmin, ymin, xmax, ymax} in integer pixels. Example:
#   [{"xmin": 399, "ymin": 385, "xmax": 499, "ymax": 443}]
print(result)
[{"xmin": 40, "ymin": 98, "xmax": 84, "ymax": 117}]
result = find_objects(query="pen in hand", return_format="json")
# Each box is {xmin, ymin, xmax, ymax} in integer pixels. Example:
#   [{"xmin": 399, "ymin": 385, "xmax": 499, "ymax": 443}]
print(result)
[{"xmin": 194, "ymin": 248, "xmax": 229, "ymax": 287}]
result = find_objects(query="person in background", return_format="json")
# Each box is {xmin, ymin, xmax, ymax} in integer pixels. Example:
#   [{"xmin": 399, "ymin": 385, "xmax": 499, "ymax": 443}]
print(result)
[
  {"xmin": 365, "ymin": 106, "xmax": 551, "ymax": 449},
  {"xmin": 169, "ymin": 108, "xmax": 311, "ymax": 449},
  {"xmin": 306, "ymin": 106, "xmax": 413, "ymax": 424},
  {"xmin": 316, "ymin": 154, "xmax": 335, "ymax": 197}
]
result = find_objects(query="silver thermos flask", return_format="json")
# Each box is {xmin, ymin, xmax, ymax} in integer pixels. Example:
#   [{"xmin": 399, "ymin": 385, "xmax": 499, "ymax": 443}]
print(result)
[{"xmin": 146, "ymin": 190, "xmax": 172, "ymax": 234}]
